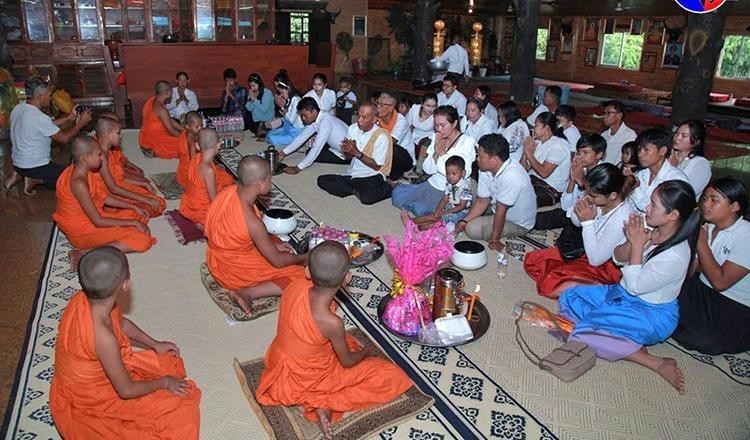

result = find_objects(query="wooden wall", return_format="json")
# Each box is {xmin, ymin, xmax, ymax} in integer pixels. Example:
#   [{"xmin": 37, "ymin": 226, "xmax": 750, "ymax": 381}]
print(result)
[{"xmin": 120, "ymin": 43, "xmax": 334, "ymax": 126}]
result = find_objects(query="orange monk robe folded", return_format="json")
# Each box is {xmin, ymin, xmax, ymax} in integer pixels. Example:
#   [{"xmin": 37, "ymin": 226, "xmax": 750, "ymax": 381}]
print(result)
[
  {"xmin": 179, "ymin": 154, "xmax": 234, "ymax": 225},
  {"xmin": 50, "ymin": 291, "xmax": 201, "ymax": 440},
  {"xmin": 106, "ymin": 149, "xmax": 166, "ymax": 218},
  {"xmin": 53, "ymin": 166, "xmax": 156, "ymax": 252},
  {"xmin": 176, "ymin": 132, "xmax": 190, "ymax": 187},
  {"xmin": 204, "ymin": 186, "xmax": 305, "ymax": 291},
  {"xmin": 256, "ymin": 278, "xmax": 413, "ymax": 422},
  {"xmin": 139, "ymin": 96, "xmax": 181, "ymax": 159}
]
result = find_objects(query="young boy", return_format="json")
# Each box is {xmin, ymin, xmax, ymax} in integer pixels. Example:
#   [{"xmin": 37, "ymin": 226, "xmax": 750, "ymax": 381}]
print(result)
[
  {"xmin": 255, "ymin": 241, "xmax": 413, "ymax": 439},
  {"xmin": 628, "ymin": 128, "xmax": 689, "ymax": 212},
  {"xmin": 335, "ymin": 77, "xmax": 357, "ymax": 124},
  {"xmin": 401, "ymin": 155, "xmax": 472, "ymax": 230},
  {"xmin": 177, "ymin": 111, "xmax": 205, "ymax": 188},
  {"xmin": 555, "ymin": 105, "xmax": 581, "ymax": 154},
  {"xmin": 50, "ymin": 246, "xmax": 201, "ymax": 438}
]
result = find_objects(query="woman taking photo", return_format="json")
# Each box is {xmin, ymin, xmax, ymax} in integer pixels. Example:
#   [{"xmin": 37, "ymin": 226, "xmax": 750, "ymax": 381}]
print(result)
[
  {"xmin": 496, "ymin": 100, "xmax": 529, "ymax": 162},
  {"xmin": 670, "ymin": 119, "xmax": 711, "ymax": 198}
]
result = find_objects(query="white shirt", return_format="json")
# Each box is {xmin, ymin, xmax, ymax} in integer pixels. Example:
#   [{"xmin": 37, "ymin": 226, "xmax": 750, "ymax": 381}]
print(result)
[
  {"xmin": 166, "ymin": 87, "xmax": 199, "ymax": 119},
  {"xmin": 615, "ymin": 240, "xmax": 691, "ymax": 304},
  {"xmin": 460, "ymin": 115, "xmax": 493, "ymax": 144},
  {"xmin": 483, "ymin": 103, "xmax": 499, "ymax": 132},
  {"xmin": 573, "ymin": 201, "xmax": 632, "ymax": 266},
  {"xmin": 282, "ymin": 110, "xmax": 349, "ymax": 170},
  {"xmin": 477, "ymin": 159, "xmax": 537, "ymax": 230},
  {"xmin": 700, "ymin": 219, "xmax": 750, "ymax": 307},
  {"xmin": 560, "ymin": 160, "xmax": 604, "ymax": 214},
  {"xmin": 498, "ymin": 118, "xmax": 530, "ymax": 162},
  {"xmin": 285, "ymin": 95, "xmax": 304, "ymax": 129},
  {"xmin": 526, "ymin": 104, "xmax": 548, "ymax": 126},
  {"xmin": 304, "ymin": 88, "xmax": 337, "ymax": 114},
  {"xmin": 406, "ymin": 104, "xmax": 435, "ymax": 152},
  {"xmin": 529, "ymin": 136, "xmax": 571, "ymax": 192},
  {"xmin": 10, "ymin": 103, "xmax": 60, "ymax": 169},
  {"xmin": 602, "ymin": 122, "xmax": 637, "ymax": 164},
  {"xmin": 677, "ymin": 155, "xmax": 711, "ymax": 199},
  {"xmin": 335, "ymin": 90, "xmax": 357, "ymax": 109},
  {"xmin": 445, "ymin": 178, "xmax": 472, "ymax": 207},
  {"xmin": 629, "ymin": 160, "xmax": 689, "ymax": 212},
  {"xmin": 345, "ymin": 124, "xmax": 389, "ymax": 179},
  {"xmin": 433, "ymin": 43, "xmax": 471, "ymax": 76},
  {"xmin": 381, "ymin": 113, "xmax": 410, "ymax": 146},
  {"xmin": 423, "ymin": 134, "xmax": 476, "ymax": 191},
  {"xmin": 563, "ymin": 124, "xmax": 581, "ymax": 152},
  {"xmin": 437, "ymin": 90, "xmax": 468, "ymax": 117}
]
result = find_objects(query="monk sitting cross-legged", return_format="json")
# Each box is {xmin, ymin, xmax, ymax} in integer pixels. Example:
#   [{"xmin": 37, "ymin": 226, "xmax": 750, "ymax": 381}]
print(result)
[
  {"xmin": 99, "ymin": 111, "xmax": 146, "ymax": 179},
  {"xmin": 139, "ymin": 80, "xmax": 184, "ymax": 159},
  {"xmin": 53, "ymin": 135, "xmax": 156, "ymax": 254},
  {"xmin": 50, "ymin": 246, "xmax": 201, "ymax": 439},
  {"xmin": 256, "ymin": 241, "xmax": 413, "ymax": 439},
  {"xmin": 204, "ymin": 155, "xmax": 307, "ymax": 314},
  {"xmin": 176, "ymin": 111, "xmax": 204, "ymax": 187},
  {"xmin": 179, "ymin": 128, "xmax": 235, "ymax": 229},
  {"xmin": 95, "ymin": 116, "xmax": 166, "ymax": 218}
]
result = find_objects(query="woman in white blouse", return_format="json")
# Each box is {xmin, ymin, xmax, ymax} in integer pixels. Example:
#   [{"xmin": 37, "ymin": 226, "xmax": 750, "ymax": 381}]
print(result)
[
  {"xmin": 559, "ymin": 180, "xmax": 699, "ymax": 395},
  {"xmin": 672, "ymin": 177, "xmax": 750, "ymax": 355},
  {"xmin": 670, "ymin": 119, "xmax": 711, "ymax": 199},
  {"xmin": 392, "ymin": 105, "xmax": 476, "ymax": 216},
  {"xmin": 405, "ymin": 93, "xmax": 438, "ymax": 167},
  {"xmin": 521, "ymin": 112, "xmax": 571, "ymax": 207},
  {"xmin": 266, "ymin": 72, "xmax": 303, "ymax": 146},
  {"xmin": 497, "ymin": 101, "xmax": 529, "ymax": 162},
  {"xmin": 303, "ymin": 73, "xmax": 336, "ymax": 114},
  {"xmin": 460, "ymin": 98, "xmax": 494, "ymax": 145},
  {"xmin": 525, "ymin": 163, "xmax": 635, "ymax": 297}
]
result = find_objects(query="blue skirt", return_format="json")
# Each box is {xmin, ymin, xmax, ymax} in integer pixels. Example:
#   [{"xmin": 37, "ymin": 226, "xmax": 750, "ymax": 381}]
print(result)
[{"xmin": 267, "ymin": 121, "xmax": 302, "ymax": 147}]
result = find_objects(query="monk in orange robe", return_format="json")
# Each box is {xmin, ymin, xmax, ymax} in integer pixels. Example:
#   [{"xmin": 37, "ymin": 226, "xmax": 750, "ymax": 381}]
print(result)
[
  {"xmin": 176, "ymin": 111, "xmax": 203, "ymax": 187},
  {"xmin": 179, "ymin": 128, "xmax": 234, "ymax": 228},
  {"xmin": 139, "ymin": 80, "xmax": 184, "ymax": 159},
  {"xmin": 256, "ymin": 241, "xmax": 413, "ymax": 439},
  {"xmin": 204, "ymin": 155, "xmax": 307, "ymax": 314},
  {"xmin": 99, "ymin": 111, "xmax": 147, "ymax": 179},
  {"xmin": 50, "ymin": 246, "xmax": 201, "ymax": 439},
  {"xmin": 53, "ymin": 136, "xmax": 156, "ymax": 253},
  {"xmin": 95, "ymin": 116, "xmax": 166, "ymax": 218}
]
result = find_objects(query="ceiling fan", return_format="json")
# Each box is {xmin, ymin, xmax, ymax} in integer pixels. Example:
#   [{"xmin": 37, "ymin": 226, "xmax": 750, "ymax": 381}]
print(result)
[{"xmin": 613, "ymin": 1, "xmax": 631, "ymax": 12}]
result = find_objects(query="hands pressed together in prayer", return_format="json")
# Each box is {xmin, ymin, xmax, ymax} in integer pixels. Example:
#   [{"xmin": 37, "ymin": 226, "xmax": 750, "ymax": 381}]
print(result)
[
  {"xmin": 522, "ymin": 135, "xmax": 537, "ymax": 157},
  {"xmin": 624, "ymin": 212, "xmax": 651, "ymax": 250},
  {"xmin": 340, "ymin": 138, "xmax": 360, "ymax": 158},
  {"xmin": 573, "ymin": 196, "xmax": 597, "ymax": 222},
  {"xmin": 570, "ymin": 156, "xmax": 586, "ymax": 187}
]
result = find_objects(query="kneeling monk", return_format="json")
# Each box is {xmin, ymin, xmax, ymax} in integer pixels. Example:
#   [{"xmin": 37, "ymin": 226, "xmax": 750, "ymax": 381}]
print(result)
[
  {"xmin": 256, "ymin": 241, "xmax": 413, "ymax": 439},
  {"xmin": 53, "ymin": 135, "xmax": 156, "ymax": 253},
  {"xmin": 179, "ymin": 128, "xmax": 235, "ymax": 228},
  {"xmin": 50, "ymin": 246, "xmax": 201, "ymax": 439},
  {"xmin": 176, "ymin": 111, "xmax": 204, "ymax": 187},
  {"xmin": 139, "ymin": 80, "xmax": 184, "ymax": 159},
  {"xmin": 204, "ymin": 155, "xmax": 307, "ymax": 314}
]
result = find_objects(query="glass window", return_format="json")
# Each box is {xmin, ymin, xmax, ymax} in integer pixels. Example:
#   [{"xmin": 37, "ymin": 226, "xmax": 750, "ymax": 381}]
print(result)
[
  {"xmin": 195, "ymin": 0, "xmax": 214, "ymax": 41},
  {"xmin": 237, "ymin": 0, "xmax": 253, "ymax": 40},
  {"xmin": 22, "ymin": 0, "xmax": 50, "ymax": 41},
  {"xmin": 289, "ymin": 12, "xmax": 308, "ymax": 45},
  {"xmin": 717, "ymin": 35, "xmax": 750, "ymax": 80},
  {"xmin": 536, "ymin": 29, "xmax": 548, "ymax": 60},
  {"xmin": 1, "ymin": 0, "xmax": 23, "ymax": 41},
  {"xmin": 600, "ymin": 32, "xmax": 644, "ymax": 70},
  {"xmin": 103, "ymin": 0, "xmax": 124, "ymax": 41},
  {"xmin": 78, "ymin": 0, "xmax": 100, "ymax": 41},
  {"xmin": 52, "ymin": 0, "xmax": 76, "ymax": 41},
  {"xmin": 126, "ymin": 0, "xmax": 146, "ymax": 40},
  {"xmin": 151, "ymin": 0, "xmax": 170, "ymax": 41}
]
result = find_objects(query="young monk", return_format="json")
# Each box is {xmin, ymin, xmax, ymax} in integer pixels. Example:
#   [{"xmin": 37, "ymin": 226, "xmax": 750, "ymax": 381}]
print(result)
[
  {"xmin": 179, "ymin": 128, "xmax": 234, "ymax": 229},
  {"xmin": 50, "ymin": 246, "xmax": 201, "ymax": 438},
  {"xmin": 98, "ymin": 111, "xmax": 146, "ymax": 177},
  {"xmin": 176, "ymin": 111, "xmax": 204, "ymax": 187},
  {"xmin": 95, "ymin": 116, "xmax": 166, "ymax": 218},
  {"xmin": 256, "ymin": 241, "xmax": 413, "ymax": 439},
  {"xmin": 53, "ymin": 135, "xmax": 156, "ymax": 254},
  {"xmin": 138, "ymin": 80, "xmax": 184, "ymax": 159},
  {"xmin": 204, "ymin": 155, "xmax": 307, "ymax": 314}
]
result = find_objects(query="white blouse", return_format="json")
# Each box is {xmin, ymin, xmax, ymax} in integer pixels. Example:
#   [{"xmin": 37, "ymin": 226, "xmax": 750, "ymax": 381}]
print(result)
[
  {"xmin": 460, "ymin": 114, "xmax": 494, "ymax": 145},
  {"xmin": 304, "ymin": 88, "xmax": 337, "ymax": 114},
  {"xmin": 284, "ymin": 95, "xmax": 303, "ymax": 128},
  {"xmin": 700, "ymin": 219, "xmax": 750, "ymax": 307},
  {"xmin": 498, "ymin": 118, "xmax": 530, "ymax": 162},
  {"xmin": 572, "ymin": 201, "xmax": 632, "ymax": 266},
  {"xmin": 615, "ymin": 240, "xmax": 691, "ymax": 304},
  {"xmin": 678, "ymin": 155, "xmax": 712, "ymax": 199},
  {"xmin": 423, "ymin": 134, "xmax": 477, "ymax": 191},
  {"xmin": 529, "ymin": 136, "xmax": 571, "ymax": 193}
]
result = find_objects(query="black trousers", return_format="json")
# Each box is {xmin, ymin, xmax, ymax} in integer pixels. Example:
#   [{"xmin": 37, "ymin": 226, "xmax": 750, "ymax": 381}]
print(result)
[
  {"xmin": 535, "ymin": 208, "xmax": 570, "ymax": 230},
  {"xmin": 315, "ymin": 146, "xmax": 351, "ymax": 165},
  {"xmin": 317, "ymin": 173, "xmax": 392, "ymax": 205},
  {"xmin": 15, "ymin": 162, "xmax": 66, "ymax": 190},
  {"xmin": 388, "ymin": 144, "xmax": 414, "ymax": 181},
  {"xmin": 671, "ymin": 273, "xmax": 750, "ymax": 355}
]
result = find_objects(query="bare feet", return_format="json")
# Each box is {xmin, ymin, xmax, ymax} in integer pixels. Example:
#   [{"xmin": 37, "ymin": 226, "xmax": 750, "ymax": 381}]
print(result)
[
  {"xmin": 655, "ymin": 357, "xmax": 685, "ymax": 395},
  {"xmin": 3, "ymin": 169, "xmax": 20, "ymax": 190},
  {"xmin": 23, "ymin": 177, "xmax": 43, "ymax": 195},
  {"xmin": 227, "ymin": 289, "xmax": 253, "ymax": 315},
  {"xmin": 314, "ymin": 408, "xmax": 334, "ymax": 440}
]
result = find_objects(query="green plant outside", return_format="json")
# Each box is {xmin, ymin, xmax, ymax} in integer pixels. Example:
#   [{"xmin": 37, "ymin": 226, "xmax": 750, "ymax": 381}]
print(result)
[{"xmin": 718, "ymin": 35, "xmax": 750, "ymax": 79}]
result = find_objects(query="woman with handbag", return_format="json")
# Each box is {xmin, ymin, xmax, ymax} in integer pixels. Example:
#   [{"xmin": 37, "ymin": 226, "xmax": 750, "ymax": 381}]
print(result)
[
  {"xmin": 525, "ymin": 163, "xmax": 635, "ymax": 298},
  {"xmin": 558, "ymin": 180, "xmax": 700, "ymax": 394}
]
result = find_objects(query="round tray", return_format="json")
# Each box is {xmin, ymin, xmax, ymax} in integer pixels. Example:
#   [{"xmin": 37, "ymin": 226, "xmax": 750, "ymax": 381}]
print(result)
[
  {"xmin": 348, "ymin": 232, "xmax": 384, "ymax": 267},
  {"xmin": 376, "ymin": 295, "xmax": 491, "ymax": 347}
]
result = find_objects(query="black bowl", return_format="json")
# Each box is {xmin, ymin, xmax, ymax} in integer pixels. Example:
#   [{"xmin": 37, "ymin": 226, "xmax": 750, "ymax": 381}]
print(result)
[
  {"xmin": 454, "ymin": 240, "xmax": 485, "ymax": 254},
  {"xmin": 265, "ymin": 208, "xmax": 294, "ymax": 219}
]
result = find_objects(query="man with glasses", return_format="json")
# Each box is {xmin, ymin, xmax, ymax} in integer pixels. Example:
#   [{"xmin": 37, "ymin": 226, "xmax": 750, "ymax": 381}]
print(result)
[
  {"xmin": 437, "ymin": 73, "xmax": 467, "ymax": 118},
  {"xmin": 600, "ymin": 100, "xmax": 636, "ymax": 164},
  {"xmin": 4, "ymin": 76, "xmax": 92, "ymax": 194},
  {"xmin": 376, "ymin": 92, "xmax": 412, "ymax": 180}
]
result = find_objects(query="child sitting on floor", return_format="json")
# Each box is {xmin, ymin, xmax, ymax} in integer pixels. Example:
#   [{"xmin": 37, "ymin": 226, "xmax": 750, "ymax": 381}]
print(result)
[
  {"xmin": 401, "ymin": 155, "xmax": 472, "ymax": 231},
  {"xmin": 255, "ymin": 241, "xmax": 413, "ymax": 439}
]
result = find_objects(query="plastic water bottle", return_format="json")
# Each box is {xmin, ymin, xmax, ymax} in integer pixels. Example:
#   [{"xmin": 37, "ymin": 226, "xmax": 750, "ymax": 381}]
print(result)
[{"xmin": 496, "ymin": 250, "xmax": 508, "ymax": 279}]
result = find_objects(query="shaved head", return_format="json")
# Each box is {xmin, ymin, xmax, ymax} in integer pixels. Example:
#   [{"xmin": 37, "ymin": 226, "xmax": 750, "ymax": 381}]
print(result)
[
  {"xmin": 185, "ymin": 111, "xmax": 203, "ymax": 125},
  {"xmin": 95, "ymin": 116, "xmax": 120, "ymax": 138},
  {"xmin": 99, "ymin": 111, "xmax": 120, "ymax": 122},
  {"xmin": 238, "ymin": 155, "xmax": 270, "ymax": 186},
  {"xmin": 71, "ymin": 135, "xmax": 99, "ymax": 161},
  {"xmin": 198, "ymin": 128, "xmax": 219, "ymax": 151},
  {"xmin": 309, "ymin": 241, "xmax": 350, "ymax": 288},
  {"xmin": 78, "ymin": 246, "xmax": 130, "ymax": 300},
  {"xmin": 155, "ymin": 80, "xmax": 172, "ymax": 95}
]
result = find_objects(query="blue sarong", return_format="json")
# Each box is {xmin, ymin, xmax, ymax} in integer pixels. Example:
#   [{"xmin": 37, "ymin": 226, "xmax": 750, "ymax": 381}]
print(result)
[{"xmin": 267, "ymin": 120, "xmax": 302, "ymax": 147}]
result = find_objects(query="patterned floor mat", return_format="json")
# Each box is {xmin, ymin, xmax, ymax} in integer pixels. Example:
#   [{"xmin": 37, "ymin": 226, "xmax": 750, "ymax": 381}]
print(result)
[{"xmin": 149, "ymin": 171, "xmax": 183, "ymax": 200}]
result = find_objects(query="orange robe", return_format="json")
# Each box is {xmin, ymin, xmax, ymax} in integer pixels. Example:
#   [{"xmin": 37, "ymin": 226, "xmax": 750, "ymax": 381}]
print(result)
[
  {"xmin": 139, "ymin": 96, "xmax": 181, "ymax": 159},
  {"xmin": 107, "ymin": 149, "xmax": 166, "ymax": 218},
  {"xmin": 256, "ymin": 278, "xmax": 413, "ymax": 422},
  {"xmin": 50, "ymin": 291, "xmax": 201, "ymax": 439},
  {"xmin": 204, "ymin": 185, "xmax": 305, "ymax": 291},
  {"xmin": 176, "ymin": 132, "xmax": 190, "ymax": 187},
  {"xmin": 91, "ymin": 170, "xmax": 149, "ymax": 224},
  {"xmin": 179, "ymin": 154, "xmax": 234, "ymax": 225},
  {"xmin": 53, "ymin": 166, "xmax": 156, "ymax": 252}
]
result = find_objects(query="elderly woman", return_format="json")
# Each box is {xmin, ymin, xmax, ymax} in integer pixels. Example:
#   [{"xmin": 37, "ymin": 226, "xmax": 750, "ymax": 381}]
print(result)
[
  {"xmin": 392, "ymin": 105, "xmax": 476, "ymax": 216},
  {"xmin": 497, "ymin": 100, "xmax": 530, "ymax": 162},
  {"xmin": 460, "ymin": 98, "xmax": 494, "ymax": 143},
  {"xmin": 670, "ymin": 119, "xmax": 711, "ymax": 198}
]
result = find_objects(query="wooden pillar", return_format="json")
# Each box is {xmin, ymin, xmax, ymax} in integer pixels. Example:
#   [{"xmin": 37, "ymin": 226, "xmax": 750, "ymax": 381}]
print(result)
[
  {"xmin": 0, "ymin": 19, "xmax": 11, "ymax": 69},
  {"xmin": 670, "ymin": 7, "xmax": 729, "ymax": 128},
  {"xmin": 510, "ymin": 0, "xmax": 541, "ymax": 103},
  {"xmin": 412, "ymin": 0, "xmax": 437, "ymax": 85}
]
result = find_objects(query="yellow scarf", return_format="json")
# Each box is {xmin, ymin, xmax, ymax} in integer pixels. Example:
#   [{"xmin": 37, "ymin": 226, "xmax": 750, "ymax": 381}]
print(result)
[{"xmin": 362, "ymin": 127, "xmax": 393, "ymax": 176}]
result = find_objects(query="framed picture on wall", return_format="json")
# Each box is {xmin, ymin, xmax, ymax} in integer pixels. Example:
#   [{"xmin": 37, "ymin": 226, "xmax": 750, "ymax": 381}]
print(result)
[
  {"xmin": 504, "ymin": 41, "xmax": 513, "ymax": 59},
  {"xmin": 631, "ymin": 19, "xmax": 644, "ymax": 35},
  {"xmin": 353, "ymin": 16, "xmax": 366, "ymax": 37},
  {"xmin": 583, "ymin": 19, "xmax": 599, "ymax": 41},
  {"xmin": 504, "ymin": 18, "xmax": 515, "ymax": 38},
  {"xmin": 646, "ymin": 19, "xmax": 665, "ymax": 45},
  {"xmin": 641, "ymin": 51, "xmax": 657, "ymax": 73},
  {"xmin": 662, "ymin": 42, "xmax": 683, "ymax": 69},
  {"xmin": 584, "ymin": 47, "xmax": 597, "ymax": 66},
  {"xmin": 561, "ymin": 34, "xmax": 574, "ymax": 53},
  {"xmin": 546, "ymin": 45, "xmax": 558, "ymax": 63}
]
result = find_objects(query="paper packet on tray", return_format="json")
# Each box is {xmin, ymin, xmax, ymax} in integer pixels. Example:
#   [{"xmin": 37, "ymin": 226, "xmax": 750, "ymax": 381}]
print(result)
[{"xmin": 419, "ymin": 315, "xmax": 473, "ymax": 345}]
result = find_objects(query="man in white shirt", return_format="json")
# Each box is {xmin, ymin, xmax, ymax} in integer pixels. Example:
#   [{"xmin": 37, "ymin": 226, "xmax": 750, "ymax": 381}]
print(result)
[
  {"xmin": 166, "ymin": 71, "xmax": 199, "ymax": 120},
  {"xmin": 600, "ymin": 100, "xmax": 637, "ymax": 164},
  {"xmin": 5, "ymin": 77, "xmax": 92, "ymax": 194},
  {"xmin": 278, "ymin": 97, "xmax": 349, "ymax": 174},
  {"xmin": 437, "ymin": 74, "xmax": 467, "ymax": 117},
  {"xmin": 432, "ymin": 34, "xmax": 471, "ymax": 81},
  {"xmin": 629, "ymin": 128, "xmax": 689, "ymax": 212},
  {"xmin": 454, "ymin": 133, "xmax": 536, "ymax": 250},
  {"xmin": 376, "ymin": 92, "xmax": 412, "ymax": 180},
  {"xmin": 526, "ymin": 85, "xmax": 562, "ymax": 126},
  {"xmin": 317, "ymin": 102, "xmax": 393, "ymax": 205}
]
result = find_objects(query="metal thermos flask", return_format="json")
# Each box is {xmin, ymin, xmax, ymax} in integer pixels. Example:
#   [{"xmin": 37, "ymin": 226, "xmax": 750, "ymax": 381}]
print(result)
[{"xmin": 432, "ymin": 268, "xmax": 463, "ymax": 320}]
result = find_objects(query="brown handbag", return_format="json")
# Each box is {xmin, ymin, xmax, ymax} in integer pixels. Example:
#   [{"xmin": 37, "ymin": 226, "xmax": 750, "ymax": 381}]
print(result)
[{"xmin": 514, "ymin": 301, "xmax": 596, "ymax": 382}]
